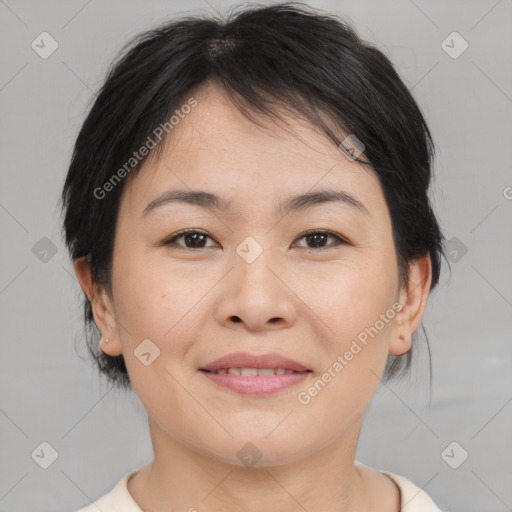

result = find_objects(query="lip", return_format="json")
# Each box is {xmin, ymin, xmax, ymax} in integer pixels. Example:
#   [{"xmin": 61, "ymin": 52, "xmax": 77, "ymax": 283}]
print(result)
[
  {"xmin": 200, "ymin": 352, "xmax": 310, "ymax": 372},
  {"xmin": 201, "ymin": 371, "xmax": 310, "ymax": 394},
  {"xmin": 199, "ymin": 352, "xmax": 311, "ymax": 395}
]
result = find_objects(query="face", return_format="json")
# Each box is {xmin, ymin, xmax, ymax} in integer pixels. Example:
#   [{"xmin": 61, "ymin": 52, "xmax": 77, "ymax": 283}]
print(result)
[{"xmin": 79, "ymin": 80, "xmax": 431, "ymax": 467}]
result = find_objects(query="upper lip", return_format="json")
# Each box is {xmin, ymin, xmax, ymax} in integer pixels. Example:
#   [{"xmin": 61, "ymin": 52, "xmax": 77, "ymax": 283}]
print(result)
[{"xmin": 200, "ymin": 352, "xmax": 311, "ymax": 372}]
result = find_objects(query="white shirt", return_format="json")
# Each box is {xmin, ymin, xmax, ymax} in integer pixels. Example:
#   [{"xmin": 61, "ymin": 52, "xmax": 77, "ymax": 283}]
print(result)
[{"xmin": 74, "ymin": 467, "xmax": 443, "ymax": 511}]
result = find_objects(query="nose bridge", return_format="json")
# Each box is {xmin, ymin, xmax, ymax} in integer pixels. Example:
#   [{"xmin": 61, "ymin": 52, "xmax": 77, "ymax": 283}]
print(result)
[{"xmin": 233, "ymin": 234, "xmax": 281, "ymax": 297}]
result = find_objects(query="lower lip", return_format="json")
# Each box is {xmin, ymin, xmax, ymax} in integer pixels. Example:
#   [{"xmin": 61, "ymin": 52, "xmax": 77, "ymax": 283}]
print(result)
[{"xmin": 200, "ymin": 370, "xmax": 310, "ymax": 394}]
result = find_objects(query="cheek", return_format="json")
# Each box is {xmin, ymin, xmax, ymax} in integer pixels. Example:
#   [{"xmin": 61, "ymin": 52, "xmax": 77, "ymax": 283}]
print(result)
[
  {"xmin": 111, "ymin": 258, "xmax": 205, "ymax": 422},
  {"xmin": 297, "ymin": 256, "xmax": 398, "ymax": 409},
  {"xmin": 112, "ymin": 252, "xmax": 206, "ymax": 368},
  {"xmin": 292, "ymin": 264, "xmax": 397, "ymax": 437},
  {"xmin": 305, "ymin": 254, "xmax": 398, "ymax": 347}
]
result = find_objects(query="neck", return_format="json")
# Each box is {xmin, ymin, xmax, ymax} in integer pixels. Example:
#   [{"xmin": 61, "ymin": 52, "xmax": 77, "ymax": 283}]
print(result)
[{"xmin": 127, "ymin": 416, "xmax": 379, "ymax": 512}]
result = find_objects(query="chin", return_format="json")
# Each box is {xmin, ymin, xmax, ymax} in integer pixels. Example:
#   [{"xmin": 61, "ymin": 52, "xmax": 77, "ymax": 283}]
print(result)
[{"xmin": 200, "ymin": 432, "xmax": 309, "ymax": 469}]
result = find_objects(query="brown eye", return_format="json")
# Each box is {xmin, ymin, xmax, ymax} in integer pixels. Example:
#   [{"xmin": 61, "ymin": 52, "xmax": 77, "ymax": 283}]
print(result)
[
  {"xmin": 162, "ymin": 229, "xmax": 349, "ymax": 251},
  {"xmin": 293, "ymin": 230, "xmax": 348, "ymax": 250},
  {"xmin": 163, "ymin": 229, "xmax": 217, "ymax": 249}
]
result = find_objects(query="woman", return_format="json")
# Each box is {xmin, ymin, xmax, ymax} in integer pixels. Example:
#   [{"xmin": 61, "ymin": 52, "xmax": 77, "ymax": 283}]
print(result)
[{"xmin": 61, "ymin": 2, "xmax": 447, "ymax": 510}]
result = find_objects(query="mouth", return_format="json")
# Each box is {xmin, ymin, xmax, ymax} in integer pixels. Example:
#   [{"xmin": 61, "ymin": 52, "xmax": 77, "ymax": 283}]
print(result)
[
  {"xmin": 200, "ymin": 351, "xmax": 311, "ymax": 373},
  {"xmin": 199, "ymin": 353, "xmax": 312, "ymax": 394},
  {"xmin": 199, "ymin": 352, "xmax": 312, "ymax": 395},
  {"xmin": 200, "ymin": 368, "xmax": 309, "ymax": 376},
  {"xmin": 199, "ymin": 369, "xmax": 311, "ymax": 394}
]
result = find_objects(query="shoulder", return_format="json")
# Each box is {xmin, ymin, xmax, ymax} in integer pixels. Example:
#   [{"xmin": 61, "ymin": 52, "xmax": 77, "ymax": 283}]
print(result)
[
  {"xmin": 380, "ymin": 470, "xmax": 444, "ymax": 511},
  {"xmin": 356, "ymin": 460, "xmax": 443, "ymax": 511},
  {"xmin": 73, "ymin": 471, "xmax": 141, "ymax": 512}
]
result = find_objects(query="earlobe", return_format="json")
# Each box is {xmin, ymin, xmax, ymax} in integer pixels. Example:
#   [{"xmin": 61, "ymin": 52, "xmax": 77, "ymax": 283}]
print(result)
[
  {"xmin": 389, "ymin": 320, "xmax": 412, "ymax": 356},
  {"xmin": 99, "ymin": 334, "xmax": 123, "ymax": 356},
  {"xmin": 394, "ymin": 333, "xmax": 411, "ymax": 356}
]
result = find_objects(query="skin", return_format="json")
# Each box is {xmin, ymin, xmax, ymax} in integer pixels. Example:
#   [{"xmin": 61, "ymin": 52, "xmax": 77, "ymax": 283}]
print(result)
[{"xmin": 75, "ymin": 80, "xmax": 432, "ymax": 512}]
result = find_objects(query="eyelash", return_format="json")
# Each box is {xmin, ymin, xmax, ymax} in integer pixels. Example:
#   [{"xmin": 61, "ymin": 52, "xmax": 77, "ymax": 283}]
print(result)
[{"xmin": 162, "ymin": 228, "xmax": 349, "ymax": 252}]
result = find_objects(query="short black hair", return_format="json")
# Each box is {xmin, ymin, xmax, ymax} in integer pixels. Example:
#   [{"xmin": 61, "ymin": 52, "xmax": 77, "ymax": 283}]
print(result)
[{"xmin": 60, "ymin": 1, "xmax": 447, "ymax": 391}]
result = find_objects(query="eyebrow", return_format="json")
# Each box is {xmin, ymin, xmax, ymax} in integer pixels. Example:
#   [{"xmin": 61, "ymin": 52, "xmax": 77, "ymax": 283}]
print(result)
[{"xmin": 142, "ymin": 188, "xmax": 370, "ymax": 218}]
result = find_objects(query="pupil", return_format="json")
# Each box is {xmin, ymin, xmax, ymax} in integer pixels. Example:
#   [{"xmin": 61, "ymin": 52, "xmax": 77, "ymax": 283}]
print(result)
[
  {"xmin": 186, "ymin": 233, "xmax": 205, "ymax": 247},
  {"xmin": 308, "ymin": 233, "xmax": 326, "ymax": 247}
]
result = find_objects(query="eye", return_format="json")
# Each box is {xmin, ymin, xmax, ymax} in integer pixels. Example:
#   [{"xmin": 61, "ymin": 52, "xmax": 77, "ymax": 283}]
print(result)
[
  {"xmin": 162, "ymin": 229, "xmax": 218, "ymax": 249},
  {"xmin": 162, "ymin": 228, "xmax": 349, "ymax": 251},
  {"xmin": 293, "ymin": 229, "xmax": 349, "ymax": 251}
]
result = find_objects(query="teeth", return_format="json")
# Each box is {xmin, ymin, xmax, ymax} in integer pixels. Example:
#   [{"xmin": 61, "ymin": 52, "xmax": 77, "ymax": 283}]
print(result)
[{"xmin": 210, "ymin": 368, "xmax": 298, "ymax": 376}]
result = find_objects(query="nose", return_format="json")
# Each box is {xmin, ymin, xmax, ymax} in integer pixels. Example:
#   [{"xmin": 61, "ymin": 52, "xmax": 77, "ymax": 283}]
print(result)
[{"xmin": 214, "ymin": 245, "xmax": 298, "ymax": 332}]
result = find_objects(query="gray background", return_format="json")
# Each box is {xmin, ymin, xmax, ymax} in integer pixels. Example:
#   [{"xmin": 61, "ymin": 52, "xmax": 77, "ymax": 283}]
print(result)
[{"xmin": 1, "ymin": 1, "xmax": 511, "ymax": 511}]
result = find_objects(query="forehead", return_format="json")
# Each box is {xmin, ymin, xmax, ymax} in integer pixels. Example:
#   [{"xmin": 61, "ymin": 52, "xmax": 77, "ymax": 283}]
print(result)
[{"xmin": 120, "ymin": 81, "xmax": 384, "ymax": 219}]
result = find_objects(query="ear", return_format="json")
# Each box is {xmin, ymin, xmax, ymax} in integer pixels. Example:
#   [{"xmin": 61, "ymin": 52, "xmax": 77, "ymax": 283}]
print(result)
[
  {"xmin": 389, "ymin": 253, "xmax": 432, "ymax": 356},
  {"xmin": 73, "ymin": 256, "xmax": 123, "ymax": 357}
]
